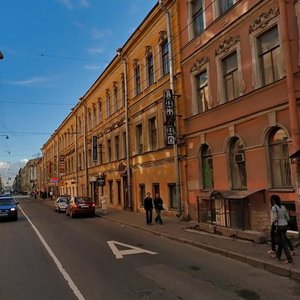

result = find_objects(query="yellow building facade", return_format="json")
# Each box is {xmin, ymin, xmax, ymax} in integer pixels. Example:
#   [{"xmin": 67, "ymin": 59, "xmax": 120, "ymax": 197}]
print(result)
[{"xmin": 41, "ymin": 0, "xmax": 185, "ymax": 215}]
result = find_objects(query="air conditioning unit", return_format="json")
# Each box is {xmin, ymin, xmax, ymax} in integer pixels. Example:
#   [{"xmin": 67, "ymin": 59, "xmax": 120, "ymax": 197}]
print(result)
[{"xmin": 234, "ymin": 153, "xmax": 245, "ymax": 163}]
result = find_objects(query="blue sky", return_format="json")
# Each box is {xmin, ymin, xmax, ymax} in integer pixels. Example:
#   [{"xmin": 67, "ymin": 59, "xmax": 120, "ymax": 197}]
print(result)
[{"xmin": 0, "ymin": 0, "xmax": 157, "ymax": 186}]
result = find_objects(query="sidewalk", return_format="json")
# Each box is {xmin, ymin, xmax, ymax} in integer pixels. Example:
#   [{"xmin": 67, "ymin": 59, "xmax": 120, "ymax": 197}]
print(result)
[{"xmin": 96, "ymin": 207, "xmax": 300, "ymax": 281}]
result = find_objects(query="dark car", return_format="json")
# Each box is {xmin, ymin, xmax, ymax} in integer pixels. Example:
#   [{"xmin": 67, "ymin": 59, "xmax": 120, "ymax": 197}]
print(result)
[
  {"xmin": 66, "ymin": 196, "xmax": 95, "ymax": 218},
  {"xmin": 0, "ymin": 197, "xmax": 19, "ymax": 221}
]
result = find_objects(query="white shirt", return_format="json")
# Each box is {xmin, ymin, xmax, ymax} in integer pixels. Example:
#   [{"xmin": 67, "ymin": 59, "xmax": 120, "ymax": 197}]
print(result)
[{"xmin": 271, "ymin": 204, "xmax": 289, "ymax": 226}]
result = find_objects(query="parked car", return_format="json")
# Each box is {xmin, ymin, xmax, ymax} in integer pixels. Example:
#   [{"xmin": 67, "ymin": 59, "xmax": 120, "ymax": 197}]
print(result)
[
  {"xmin": 66, "ymin": 196, "xmax": 95, "ymax": 218},
  {"xmin": 0, "ymin": 196, "xmax": 19, "ymax": 221},
  {"xmin": 54, "ymin": 196, "xmax": 70, "ymax": 212}
]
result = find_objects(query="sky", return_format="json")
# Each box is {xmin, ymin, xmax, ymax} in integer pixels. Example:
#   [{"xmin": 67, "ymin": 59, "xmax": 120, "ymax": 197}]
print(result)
[{"xmin": 0, "ymin": 0, "xmax": 157, "ymax": 187}]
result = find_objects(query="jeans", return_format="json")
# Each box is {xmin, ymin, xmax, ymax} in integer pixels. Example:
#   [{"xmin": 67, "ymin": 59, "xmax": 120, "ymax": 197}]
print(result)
[
  {"xmin": 155, "ymin": 208, "xmax": 163, "ymax": 224},
  {"xmin": 145, "ymin": 209, "xmax": 152, "ymax": 224},
  {"xmin": 276, "ymin": 226, "xmax": 293, "ymax": 262}
]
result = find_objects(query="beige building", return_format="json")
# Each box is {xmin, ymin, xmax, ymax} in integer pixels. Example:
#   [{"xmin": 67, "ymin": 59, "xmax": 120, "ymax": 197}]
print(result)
[{"xmin": 41, "ymin": 0, "xmax": 184, "ymax": 214}]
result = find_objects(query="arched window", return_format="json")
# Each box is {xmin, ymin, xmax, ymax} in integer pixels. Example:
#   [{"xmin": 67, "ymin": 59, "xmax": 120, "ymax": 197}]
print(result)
[
  {"xmin": 201, "ymin": 144, "xmax": 214, "ymax": 189},
  {"xmin": 269, "ymin": 128, "xmax": 291, "ymax": 188},
  {"xmin": 229, "ymin": 137, "xmax": 247, "ymax": 189}
]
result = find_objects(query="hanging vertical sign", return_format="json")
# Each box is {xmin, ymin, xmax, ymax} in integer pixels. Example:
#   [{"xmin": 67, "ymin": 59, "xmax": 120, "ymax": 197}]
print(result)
[
  {"xmin": 59, "ymin": 155, "xmax": 65, "ymax": 175},
  {"xmin": 164, "ymin": 89, "xmax": 176, "ymax": 146},
  {"xmin": 92, "ymin": 135, "xmax": 98, "ymax": 162}
]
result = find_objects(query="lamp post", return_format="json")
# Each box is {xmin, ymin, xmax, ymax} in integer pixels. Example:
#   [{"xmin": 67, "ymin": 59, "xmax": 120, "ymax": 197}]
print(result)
[{"xmin": 116, "ymin": 48, "xmax": 131, "ymax": 209}]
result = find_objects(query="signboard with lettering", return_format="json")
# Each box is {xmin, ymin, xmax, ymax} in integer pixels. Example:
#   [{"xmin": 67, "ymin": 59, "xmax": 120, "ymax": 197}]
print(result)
[
  {"xmin": 92, "ymin": 135, "xmax": 98, "ymax": 162},
  {"xmin": 164, "ymin": 89, "xmax": 176, "ymax": 146}
]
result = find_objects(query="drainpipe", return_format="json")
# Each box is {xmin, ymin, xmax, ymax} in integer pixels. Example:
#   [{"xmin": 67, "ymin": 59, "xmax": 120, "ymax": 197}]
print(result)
[
  {"xmin": 279, "ymin": 1, "xmax": 300, "ymax": 233},
  {"xmin": 159, "ymin": 0, "xmax": 182, "ymax": 217},
  {"xmin": 117, "ymin": 48, "xmax": 132, "ymax": 210}
]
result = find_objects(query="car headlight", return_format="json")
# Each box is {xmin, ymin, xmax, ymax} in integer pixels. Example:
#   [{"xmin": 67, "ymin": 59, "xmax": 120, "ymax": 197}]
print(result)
[{"xmin": 10, "ymin": 207, "xmax": 16, "ymax": 211}]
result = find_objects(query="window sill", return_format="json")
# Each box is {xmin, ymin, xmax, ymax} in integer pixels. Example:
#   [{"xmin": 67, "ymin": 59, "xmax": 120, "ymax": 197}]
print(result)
[{"xmin": 268, "ymin": 188, "xmax": 295, "ymax": 193}]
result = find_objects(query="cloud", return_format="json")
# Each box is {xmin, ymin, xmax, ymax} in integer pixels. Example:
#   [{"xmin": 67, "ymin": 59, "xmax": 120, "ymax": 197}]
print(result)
[
  {"xmin": 57, "ymin": 0, "xmax": 90, "ymax": 10},
  {"xmin": 87, "ymin": 47, "xmax": 104, "ymax": 55},
  {"xmin": 0, "ymin": 162, "xmax": 10, "ymax": 169},
  {"xmin": 4, "ymin": 76, "xmax": 54, "ymax": 86},
  {"xmin": 91, "ymin": 28, "xmax": 111, "ymax": 40},
  {"xmin": 84, "ymin": 64, "xmax": 100, "ymax": 70}
]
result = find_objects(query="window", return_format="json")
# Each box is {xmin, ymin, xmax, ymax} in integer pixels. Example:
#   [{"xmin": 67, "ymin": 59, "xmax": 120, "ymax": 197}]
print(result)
[
  {"xmin": 106, "ymin": 91, "xmax": 111, "ymax": 117},
  {"xmin": 192, "ymin": 0, "xmax": 204, "ymax": 36},
  {"xmin": 218, "ymin": 0, "xmax": 237, "ymax": 15},
  {"xmin": 201, "ymin": 145, "xmax": 214, "ymax": 189},
  {"xmin": 149, "ymin": 117, "xmax": 157, "ymax": 150},
  {"xmin": 196, "ymin": 70, "xmax": 209, "ymax": 113},
  {"xmin": 139, "ymin": 184, "xmax": 145, "ymax": 207},
  {"xmin": 147, "ymin": 54, "xmax": 154, "ymax": 86},
  {"xmin": 136, "ymin": 124, "xmax": 143, "ymax": 154},
  {"xmin": 229, "ymin": 137, "xmax": 247, "ymax": 190},
  {"xmin": 93, "ymin": 105, "xmax": 96, "ymax": 127},
  {"xmin": 269, "ymin": 128, "xmax": 292, "ymax": 188},
  {"xmin": 222, "ymin": 51, "xmax": 239, "ymax": 102},
  {"xmin": 98, "ymin": 101, "xmax": 102, "ymax": 123},
  {"xmin": 161, "ymin": 40, "xmax": 169, "ymax": 76},
  {"xmin": 99, "ymin": 143, "xmax": 103, "ymax": 164},
  {"xmin": 169, "ymin": 183, "xmax": 177, "ymax": 209},
  {"xmin": 122, "ymin": 132, "xmax": 126, "ymax": 159},
  {"xmin": 107, "ymin": 139, "xmax": 112, "ymax": 162},
  {"xmin": 113, "ymin": 84, "xmax": 118, "ymax": 112},
  {"xmin": 134, "ymin": 65, "xmax": 141, "ymax": 96},
  {"xmin": 115, "ymin": 135, "xmax": 120, "ymax": 160},
  {"xmin": 88, "ymin": 110, "xmax": 92, "ymax": 131},
  {"xmin": 258, "ymin": 27, "xmax": 280, "ymax": 86}
]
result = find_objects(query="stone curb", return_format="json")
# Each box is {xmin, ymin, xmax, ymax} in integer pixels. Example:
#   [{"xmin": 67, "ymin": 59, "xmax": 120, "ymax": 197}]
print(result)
[{"xmin": 99, "ymin": 213, "xmax": 300, "ymax": 281}]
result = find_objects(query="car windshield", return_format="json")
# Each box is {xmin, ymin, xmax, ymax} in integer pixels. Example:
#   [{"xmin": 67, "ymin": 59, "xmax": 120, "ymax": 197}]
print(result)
[
  {"xmin": 59, "ymin": 198, "xmax": 68, "ymax": 203},
  {"xmin": 77, "ymin": 197, "xmax": 92, "ymax": 204},
  {"xmin": 0, "ymin": 199, "xmax": 15, "ymax": 206}
]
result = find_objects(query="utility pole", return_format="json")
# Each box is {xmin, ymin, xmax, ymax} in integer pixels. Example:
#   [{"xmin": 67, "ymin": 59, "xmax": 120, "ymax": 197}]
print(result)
[{"xmin": 159, "ymin": 0, "xmax": 182, "ymax": 217}]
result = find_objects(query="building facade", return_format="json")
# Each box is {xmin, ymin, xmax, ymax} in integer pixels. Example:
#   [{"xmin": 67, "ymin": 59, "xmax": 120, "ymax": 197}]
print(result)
[
  {"xmin": 41, "ymin": 0, "xmax": 184, "ymax": 215},
  {"xmin": 179, "ymin": 0, "xmax": 300, "ymax": 233}
]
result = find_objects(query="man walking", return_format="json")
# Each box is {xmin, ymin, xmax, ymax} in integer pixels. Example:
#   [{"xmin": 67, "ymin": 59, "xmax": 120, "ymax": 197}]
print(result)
[
  {"xmin": 154, "ymin": 192, "xmax": 164, "ymax": 224},
  {"xmin": 144, "ymin": 192, "xmax": 153, "ymax": 225}
]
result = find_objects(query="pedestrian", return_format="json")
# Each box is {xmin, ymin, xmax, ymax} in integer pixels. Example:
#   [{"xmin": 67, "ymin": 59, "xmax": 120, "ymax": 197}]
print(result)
[
  {"xmin": 268, "ymin": 196, "xmax": 295, "ymax": 256},
  {"xmin": 270, "ymin": 195, "xmax": 293, "ymax": 264},
  {"xmin": 154, "ymin": 192, "xmax": 164, "ymax": 224},
  {"xmin": 144, "ymin": 192, "xmax": 153, "ymax": 225}
]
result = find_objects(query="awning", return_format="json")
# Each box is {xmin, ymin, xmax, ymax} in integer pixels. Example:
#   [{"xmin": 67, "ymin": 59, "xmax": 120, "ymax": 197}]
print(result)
[
  {"xmin": 198, "ymin": 189, "xmax": 264, "ymax": 200},
  {"xmin": 226, "ymin": 189, "xmax": 264, "ymax": 199},
  {"xmin": 289, "ymin": 149, "xmax": 300, "ymax": 159}
]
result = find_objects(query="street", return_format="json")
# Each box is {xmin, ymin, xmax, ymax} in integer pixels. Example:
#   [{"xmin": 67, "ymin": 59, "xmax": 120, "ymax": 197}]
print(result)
[{"xmin": 1, "ymin": 196, "xmax": 300, "ymax": 300}]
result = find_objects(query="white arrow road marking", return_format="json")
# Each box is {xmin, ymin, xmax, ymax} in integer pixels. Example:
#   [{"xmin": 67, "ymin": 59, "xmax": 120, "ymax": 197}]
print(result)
[{"xmin": 107, "ymin": 240, "xmax": 157, "ymax": 259}]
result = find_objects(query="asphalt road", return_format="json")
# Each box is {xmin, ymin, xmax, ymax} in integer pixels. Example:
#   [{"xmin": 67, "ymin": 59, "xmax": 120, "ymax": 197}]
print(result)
[{"xmin": 1, "ymin": 196, "xmax": 300, "ymax": 300}]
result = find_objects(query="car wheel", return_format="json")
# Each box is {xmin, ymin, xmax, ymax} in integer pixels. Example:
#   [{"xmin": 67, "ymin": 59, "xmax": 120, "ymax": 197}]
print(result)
[{"xmin": 13, "ymin": 215, "xmax": 18, "ymax": 221}]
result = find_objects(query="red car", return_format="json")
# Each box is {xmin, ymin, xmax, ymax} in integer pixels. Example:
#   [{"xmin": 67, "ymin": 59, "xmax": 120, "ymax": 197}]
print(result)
[{"xmin": 66, "ymin": 196, "xmax": 95, "ymax": 218}]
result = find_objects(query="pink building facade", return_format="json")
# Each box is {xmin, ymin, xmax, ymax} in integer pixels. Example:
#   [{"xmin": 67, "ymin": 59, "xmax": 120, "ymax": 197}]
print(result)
[{"xmin": 178, "ymin": 0, "xmax": 300, "ymax": 234}]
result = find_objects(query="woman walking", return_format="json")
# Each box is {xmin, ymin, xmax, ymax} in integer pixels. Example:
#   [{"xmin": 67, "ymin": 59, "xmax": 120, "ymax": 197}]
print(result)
[{"xmin": 271, "ymin": 195, "xmax": 293, "ymax": 264}]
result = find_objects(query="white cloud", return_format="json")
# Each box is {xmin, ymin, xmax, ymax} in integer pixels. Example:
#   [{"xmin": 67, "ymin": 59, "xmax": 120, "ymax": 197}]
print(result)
[
  {"xmin": 57, "ymin": 0, "xmax": 90, "ymax": 9},
  {"xmin": 87, "ymin": 47, "xmax": 104, "ymax": 55},
  {"xmin": 4, "ymin": 76, "xmax": 53, "ymax": 86},
  {"xmin": 84, "ymin": 64, "xmax": 99, "ymax": 70},
  {"xmin": 91, "ymin": 28, "xmax": 111, "ymax": 40},
  {"xmin": 0, "ymin": 162, "xmax": 10, "ymax": 169}
]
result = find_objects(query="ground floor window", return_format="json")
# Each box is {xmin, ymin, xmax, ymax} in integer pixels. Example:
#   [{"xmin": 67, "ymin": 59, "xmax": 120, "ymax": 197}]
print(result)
[
  {"xmin": 139, "ymin": 184, "xmax": 145, "ymax": 207},
  {"xmin": 168, "ymin": 183, "xmax": 177, "ymax": 209},
  {"xmin": 198, "ymin": 195, "xmax": 250, "ymax": 230}
]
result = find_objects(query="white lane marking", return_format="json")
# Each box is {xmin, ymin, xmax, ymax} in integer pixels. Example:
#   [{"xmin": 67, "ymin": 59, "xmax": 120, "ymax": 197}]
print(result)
[
  {"xmin": 18, "ymin": 205, "xmax": 85, "ymax": 300},
  {"xmin": 107, "ymin": 240, "xmax": 157, "ymax": 259}
]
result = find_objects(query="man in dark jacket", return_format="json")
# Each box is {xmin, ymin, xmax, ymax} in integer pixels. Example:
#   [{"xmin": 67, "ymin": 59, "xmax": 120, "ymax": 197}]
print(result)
[
  {"xmin": 144, "ymin": 192, "xmax": 153, "ymax": 225},
  {"xmin": 154, "ymin": 192, "xmax": 164, "ymax": 224}
]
